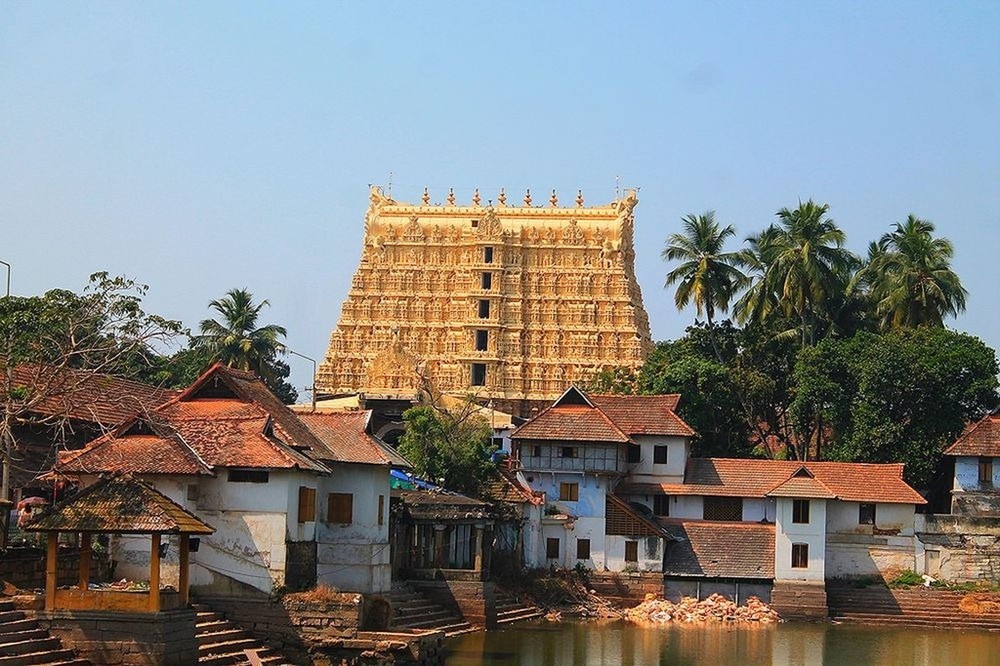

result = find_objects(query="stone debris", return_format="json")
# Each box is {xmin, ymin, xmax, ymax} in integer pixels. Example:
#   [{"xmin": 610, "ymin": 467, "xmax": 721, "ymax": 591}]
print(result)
[
  {"xmin": 958, "ymin": 593, "xmax": 1000, "ymax": 615},
  {"xmin": 624, "ymin": 593, "xmax": 780, "ymax": 624}
]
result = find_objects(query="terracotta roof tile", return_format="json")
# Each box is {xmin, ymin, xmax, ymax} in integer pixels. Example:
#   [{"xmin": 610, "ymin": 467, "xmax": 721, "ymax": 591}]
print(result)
[
  {"xmin": 9, "ymin": 364, "xmax": 177, "ymax": 426},
  {"xmin": 55, "ymin": 422, "xmax": 212, "ymax": 477},
  {"xmin": 661, "ymin": 519, "xmax": 775, "ymax": 579},
  {"xmin": 625, "ymin": 458, "xmax": 925, "ymax": 505},
  {"xmin": 589, "ymin": 394, "xmax": 694, "ymax": 437},
  {"xmin": 944, "ymin": 414, "xmax": 1000, "ymax": 457},
  {"xmin": 512, "ymin": 404, "xmax": 630, "ymax": 443},
  {"xmin": 765, "ymin": 472, "xmax": 836, "ymax": 499},
  {"xmin": 481, "ymin": 468, "xmax": 542, "ymax": 505},
  {"xmin": 297, "ymin": 411, "xmax": 411, "ymax": 467},
  {"xmin": 25, "ymin": 474, "xmax": 214, "ymax": 534}
]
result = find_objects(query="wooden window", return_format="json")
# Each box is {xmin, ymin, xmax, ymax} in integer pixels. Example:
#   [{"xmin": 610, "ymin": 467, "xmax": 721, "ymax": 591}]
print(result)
[
  {"xmin": 377, "ymin": 494, "xmax": 385, "ymax": 527},
  {"xmin": 791, "ymin": 543, "xmax": 809, "ymax": 569},
  {"xmin": 532, "ymin": 445, "xmax": 541, "ymax": 457},
  {"xmin": 475, "ymin": 330, "xmax": 488, "ymax": 351},
  {"xmin": 653, "ymin": 445, "xmax": 668, "ymax": 465},
  {"xmin": 703, "ymin": 496, "xmax": 743, "ymax": 522},
  {"xmin": 626, "ymin": 445, "xmax": 641, "ymax": 464},
  {"xmin": 186, "ymin": 484, "xmax": 199, "ymax": 502},
  {"xmin": 859, "ymin": 503, "xmax": 876, "ymax": 525},
  {"xmin": 560, "ymin": 446, "xmax": 576, "ymax": 459},
  {"xmin": 297, "ymin": 486, "xmax": 316, "ymax": 523},
  {"xmin": 478, "ymin": 299, "xmax": 490, "ymax": 318},
  {"xmin": 625, "ymin": 540, "xmax": 638, "ymax": 563},
  {"xmin": 559, "ymin": 482, "xmax": 579, "ymax": 501},
  {"xmin": 576, "ymin": 538, "xmax": 591, "ymax": 560},
  {"xmin": 546, "ymin": 537, "xmax": 560, "ymax": 559},
  {"xmin": 483, "ymin": 246, "xmax": 494, "ymax": 263},
  {"xmin": 327, "ymin": 493, "xmax": 353, "ymax": 525},
  {"xmin": 792, "ymin": 499, "xmax": 810, "ymax": 524},
  {"xmin": 653, "ymin": 495, "xmax": 670, "ymax": 517},
  {"xmin": 471, "ymin": 363, "xmax": 487, "ymax": 386},
  {"xmin": 481, "ymin": 272, "xmax": 493, "ymax": 290},
  {"xmin": 227, "ymin": 469, "xmax": 269, "ymax": 483},
  {"xmin": 979, "ymin": 457, "xmax": 994, "ymax": 485}
]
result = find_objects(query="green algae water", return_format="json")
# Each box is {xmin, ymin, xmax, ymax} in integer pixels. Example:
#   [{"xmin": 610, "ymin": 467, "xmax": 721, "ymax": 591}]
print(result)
[{"xmin": 445, "ymin": 620, "xmax": 1000, "ymax": 665}]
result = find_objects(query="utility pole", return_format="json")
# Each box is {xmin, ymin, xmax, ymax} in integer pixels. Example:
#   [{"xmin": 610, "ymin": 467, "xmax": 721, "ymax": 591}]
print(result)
[
  {"xmin": 284, "ymin": 348, "xmax": 318, "ymax": 412},
  {"xmin": 0, "ymin": 260, "xmax": 11, "ymax": 549}
]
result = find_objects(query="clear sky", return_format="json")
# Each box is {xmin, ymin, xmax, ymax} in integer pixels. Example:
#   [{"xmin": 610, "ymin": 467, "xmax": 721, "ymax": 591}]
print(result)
[{"xmin": 2, "ymin": 2, "xmax": 998, "ymax": 396}]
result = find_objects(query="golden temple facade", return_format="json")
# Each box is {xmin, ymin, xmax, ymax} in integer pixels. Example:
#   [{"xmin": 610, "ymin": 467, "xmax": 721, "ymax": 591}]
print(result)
[{"xmin": 317, "ymin": 186, "xmax": 653, "ymax": 414}]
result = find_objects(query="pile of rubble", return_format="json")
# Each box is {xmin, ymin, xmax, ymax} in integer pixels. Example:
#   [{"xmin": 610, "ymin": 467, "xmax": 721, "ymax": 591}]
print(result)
[
  {"xmin": 625, "ymin": 593, "xmax": 780, "ymax": 624},
  {"xmin": 959, "ymin": 593, "xmax": 1000, "ymax": 616}
]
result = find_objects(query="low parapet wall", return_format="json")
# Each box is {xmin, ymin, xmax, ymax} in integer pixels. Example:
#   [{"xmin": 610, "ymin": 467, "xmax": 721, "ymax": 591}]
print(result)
[{"xmin": 40, "ymin": 608, "xmax": 198, "ymax": 666}]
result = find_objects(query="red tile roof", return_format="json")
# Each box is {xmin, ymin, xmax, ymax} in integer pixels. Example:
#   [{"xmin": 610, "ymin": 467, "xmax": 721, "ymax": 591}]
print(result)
[
  {"xmin": 56, "ymin": 422, "xmax": 213, "ymax": 477},
  {"xmin": 481, "ymin": 468, "xmax": 543, "ymax": 505},
  {"xmin": 511, "ymin": 387, "xmax": 694, "ymax": 443},
  {"xmin": 9, "ymin": 364, "xmax": 178, "ymax": 426},
  {"xmin": 944, "ymin": 414, "xmax": 1000, "ymax": 457},
  {"xmin": 766, "ymin": 471, "xmax": 836, "ymax": 499},
  {"xmin": 617, "ymin": 458, "xmax": 925, "ymax": 505},
  {"xmin": 24, "ymin": 474, "xmax": 214, "ymax": 535},
  {"xmin": 296, "ymin": 411, "xmax": 411, "ymax": 467},
  {"xmin": 661, "ymin": 519, "xmax": 775, "ymax": 579}
]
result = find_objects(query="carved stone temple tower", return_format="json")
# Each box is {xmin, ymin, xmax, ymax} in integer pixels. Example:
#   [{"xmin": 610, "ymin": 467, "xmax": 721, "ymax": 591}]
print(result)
[{"xmin": 317, "ymin": 186, "xmax": 653, "ymax": 417}]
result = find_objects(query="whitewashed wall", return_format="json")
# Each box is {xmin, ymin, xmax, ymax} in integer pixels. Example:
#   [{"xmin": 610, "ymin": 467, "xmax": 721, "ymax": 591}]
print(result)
[
  {"xmin": 774, "ymin": 498, "xmax": 827, "ymax": 581},
  {"xmin": 954, "ymin": 456, "xmax": 998, "ymax": 493},
  {"xmin": 625, "ymin": 435, "xmax": 689, "ymax": 482}
]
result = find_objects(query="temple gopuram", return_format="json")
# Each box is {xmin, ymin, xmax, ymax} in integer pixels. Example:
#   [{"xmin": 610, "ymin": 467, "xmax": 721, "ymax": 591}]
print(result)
[{"xmin": 317, "ymin": 186, "xmax": 653, "ymax": 418}]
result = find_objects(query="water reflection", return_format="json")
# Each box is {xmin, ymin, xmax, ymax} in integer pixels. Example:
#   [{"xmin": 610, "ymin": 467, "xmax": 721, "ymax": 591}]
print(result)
[{"xmin": 445, "ymin": 620, "xmax": 1000, "ymax": 665}]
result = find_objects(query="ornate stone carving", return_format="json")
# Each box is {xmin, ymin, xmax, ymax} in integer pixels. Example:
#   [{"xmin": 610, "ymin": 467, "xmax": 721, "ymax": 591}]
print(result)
[{"xmin": 317, "ymin": 186, "xmax": 652, "ymax": 412}]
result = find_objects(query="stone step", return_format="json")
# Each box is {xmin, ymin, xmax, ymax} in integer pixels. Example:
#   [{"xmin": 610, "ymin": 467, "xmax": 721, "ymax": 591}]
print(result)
[
  {"xmin": 0, "ymin": 649, "xmax": 80, "ymax": 666},
  {"xmin": 498, "ymin": 608, "xmax": 545, "ymax": 624},
  {"xmin": 396, "ymin": 614, "xmax": 465, "ymax": 630},
  {"xmin": 0, "ymin": 613, "xmax": 25, "ymax": 626},
  {"xmin": 0, "ymin": 622, "xmax": 39, "ymax": 638},
  {"xmin": 0, "ymin": 604, "xmax": 14, "ymax": 613},
  {"xmin": 832, "ymin": 614, "xmax": 1000, "ymax": 630},
  {"xmin": 0, "ymin": 631, "xmax": 48, "ymax": 647},
  {"xmin": 438, "ymin": 622, "xmax": 475, "ymax": 637},
  {"xmin": 199, "ymin": 638, "xmax": 261, "ymax": 657},
  {"xmin": 197, "ymin": 628, "xmax": 248, "ymax": 647},
  {"xmin": 195, "ymin": 611, "xmax": 226, "ymax": 623},
  {"xmin": 0, "ymin": 639, "xmax": 61, "ymax": 658},
  {"xmin": 393, "ymin": 601, "xmax": 444, "ymax": 615}
]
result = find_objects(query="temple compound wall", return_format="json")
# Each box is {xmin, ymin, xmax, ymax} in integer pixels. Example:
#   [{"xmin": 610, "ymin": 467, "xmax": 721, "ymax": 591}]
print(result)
[{"xmin": 318, "ymin": 186, "xmax": 653, "ymax": 415}]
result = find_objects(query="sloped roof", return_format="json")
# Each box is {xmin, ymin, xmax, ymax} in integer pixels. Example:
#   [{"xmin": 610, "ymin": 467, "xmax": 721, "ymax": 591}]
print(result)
[
  {"xmin": 605, "ymin": 494, "xmax": 666, "ymax": 537},
  {"xmin": 296, "ymin": 410, "xmax": 411, "ymax": 467},
  {"xmin": 481, "ymin": 468, "xmax": 542, "ymax": 505},
  {"xmin": 661, "ymin": 519, "xmax": 774, "ymax": 579},
  {"xmin": 944, "ymin": 413, "xmax": 1000, "ymax": 457},
  {"xmin": 766, "ymin": 469, "xmax": 836, "ymax": 499},
  {"xmin": 24, "ymin": 474, "xmax": 214, "ymax": 535},
  {"xmin": 9, "ymin": 364, "xmax": 178, "ymax": 426},
  {"xmin": 617, "ymin": 458, "xmax": 925, "ymax": 505},
  {"xmin": 55, "ymin": 419, "xmax": 213, "ymax": 477},
  {"xmin": 511, "ymin": 386, "xmax": 693, "ymax": 444},
  {"xmin": 393, "ymin": 489, "xmax": 492, "ymax": 521},
  {"xmin": 589, "ymin": 394, "xmax": 694, "ymax": 437}
]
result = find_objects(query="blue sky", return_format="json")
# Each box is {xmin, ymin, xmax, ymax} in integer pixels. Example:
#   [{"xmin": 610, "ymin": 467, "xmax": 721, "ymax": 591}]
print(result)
[{"xmin": 2, "ymin": 2, "xmax": 998, "ymax": 395}]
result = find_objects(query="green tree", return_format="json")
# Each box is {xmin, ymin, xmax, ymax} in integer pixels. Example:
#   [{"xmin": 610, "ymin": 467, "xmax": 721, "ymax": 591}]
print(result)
[
  {"xmin": 860, "ymin": 215, "xmax": 967, "ymax": 330},
  {"xmin": 741, "ymin": 201, "xmax": 859, "ymax": 346},
  {"xmin": 397, "ymin": 404, "xmax": 497, "ymax": 495},
  {"xmin": 662, "ymin": 212, "xmax": 746, "ymax": 361},
  {"xmin": 192, "ymin": 288, "xmax": 297, "ymax": 403},
  {"xmin": 0, "ymin": 273, "xmax": 182, "ymax": 507},
  {"xmin": 791, "ymin": 328, "xmax": 997, "ymax": 486}
]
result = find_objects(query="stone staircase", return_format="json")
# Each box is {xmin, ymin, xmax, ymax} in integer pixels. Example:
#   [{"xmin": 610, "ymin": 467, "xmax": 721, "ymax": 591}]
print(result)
[
  {"xmin": 193, "ymin": 604, "xmax": 294, "ymax": 665},
  {"xmin": 0, "ymin": 600, "xmax": 88, "ymax": 666},
  {"xmin": 827, "ymin": 584, "xmax": 1000, "ymax": 631},
  {"xmin": 494, "ymin": 589, "xmax": 544, "ymax": 626},
  {"xmin": 770, "ymin": 581, "xmax": 828, "ymax": 620},
  {"xmin": 388, "ymin": 584, "xmax": 473, "ymax": 635}
]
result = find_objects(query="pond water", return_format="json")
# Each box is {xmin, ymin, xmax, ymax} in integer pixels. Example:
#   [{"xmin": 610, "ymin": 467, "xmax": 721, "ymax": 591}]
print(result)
[{"xmin": 445, "ymin": 619, "xmax": 1000, "ymax": 665}]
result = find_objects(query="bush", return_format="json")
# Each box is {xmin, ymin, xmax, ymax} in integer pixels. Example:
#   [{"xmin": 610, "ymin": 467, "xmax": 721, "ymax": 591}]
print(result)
[{"xmin": 888, "ymin": 570, "xmax": 924, "ymax": 587}]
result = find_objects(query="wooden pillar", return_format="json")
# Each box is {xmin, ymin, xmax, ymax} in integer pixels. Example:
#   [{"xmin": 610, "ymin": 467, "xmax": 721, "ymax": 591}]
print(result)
[
  {"xmin": 79, "ymin": 533, "xmax": 91, "ymax": 590},
  {"xmin": 45, "ymin": 533, "xmax": 58, "ymax": 611},
  {"xmin": 433, "ymin": 525, "xmax": 446, "ymax": 568},
  {"xmin": 149, "ymin": 534, "xmax": 161, "ymax": 612},
  {"xmin": 179, "ymin": 535, "xmax": 190, "ymax": 606}
]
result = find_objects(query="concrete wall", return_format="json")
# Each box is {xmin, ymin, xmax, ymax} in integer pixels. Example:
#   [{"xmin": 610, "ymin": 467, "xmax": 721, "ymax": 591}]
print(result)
[
  {"xmin": 825, "ymin": 502, "xmax": 917, "ymax": 579},
  {"xmin": 827, "ymin": 501, "xmax": 914, "ymax": 535},
  {"xmin": 664, "ymin": 579, "xmax": 772, "ymax": 604},
  {"xmin": 774, "ymin": 498, "xmax": 826, "ymax": 581},
  {"xmin": 624, "ymin": 435, "xmax": 688, "ymax": 482},
  {"xmin": 315, "ymin": 464, "xmax": 391, "ymax": 594},
  {"xmin": 916, "ymin": 514, "xmax": 1000, "ymax": 583},
  {"xmin": 604, "ymin": 535, "xmax": 663, "ymax": 572}
]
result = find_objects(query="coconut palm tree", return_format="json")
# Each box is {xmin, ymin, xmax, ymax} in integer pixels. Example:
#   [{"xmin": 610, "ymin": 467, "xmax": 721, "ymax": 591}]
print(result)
[
  {"xmin": 762, "ymin": 201, "xmax": 859, "ymax": 347},
  {"xmin": 733, "ymin": 225, "xmax": 783, "ymax": 329},
  {"xmin": 662, "ymin": 211, "xmax": 746, "ymax": 361},
  {"xmin": 193, "ymin": 288, "xmax": 288, "ymax": 386},
  {"xmin": 862, "ymin": 215, "xmax": 967, "ymax": 329}
]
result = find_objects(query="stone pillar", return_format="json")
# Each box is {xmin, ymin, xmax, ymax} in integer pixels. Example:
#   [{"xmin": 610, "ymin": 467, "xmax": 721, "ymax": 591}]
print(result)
[
  {"xmin": 433, "ymin": 525, "xmax": 446, "ymax": 568},
  {"xmin": 178, "ymin": 536, "xmax": 190, "ymax": 606},
  {"xmin": 473, "ymin": 525, "xmax": 484, "ymax": 572},
  {"xmin": 79, "ymin": 533, "xmax": 91, "ymax": 590},
  {"xmin": 45, "ymin": 533, "xmax": 58, "ymax": 611},
  {"xmin": 149, "ymin": 534, "xmax": 161, "ymax": 612}
]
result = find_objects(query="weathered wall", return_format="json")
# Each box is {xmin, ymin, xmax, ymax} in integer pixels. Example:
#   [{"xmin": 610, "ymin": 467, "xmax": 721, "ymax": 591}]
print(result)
[
  {"xmin": 408, "ymin": 580, "xmax": 497, "ymax": 630},
  {"xmin": 663, "ymin": 578, "xmax": 772, "ymax": 604},
  {"xmin": 774, "ymin": 498, "xmax": 826, "ymax": 581},
  {"xmin": 625, "ymin": 435, "xmax": 688, "ymax": 481},
  {"xmin": 315, "ymin": 464, "xmax": 391, "ymax": 594},
  {"xmin": 916, "ymin": 514, "xmax": 1000, "ymax": 582},
  {"xmin": 0, "ymin": 546, "xmax": 109, "ymax": 590},
  {"xmin": 41, "ymin": 608, "xmax": 197, "ymax": 666},
  {"xmin": 604, "ymin": 535, "xmax": 663, "ymax": 572}
]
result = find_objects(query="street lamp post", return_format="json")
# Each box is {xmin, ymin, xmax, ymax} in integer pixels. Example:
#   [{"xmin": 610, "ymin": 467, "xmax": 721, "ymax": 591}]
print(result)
[
  {"xmin": 0, "ymin": 260, "xmax": 10, "ymax": 549},
  {"xmin": 284, "ymin": 348, "xmax": 318, "ymax": 412}
]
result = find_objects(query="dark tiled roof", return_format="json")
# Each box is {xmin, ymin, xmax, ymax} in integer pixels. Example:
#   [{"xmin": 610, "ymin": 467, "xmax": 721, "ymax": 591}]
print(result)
[
  {"xmin": 944, "ymin": 414, "xmax": 1000, "ymax": 457},
  {"xmin": 645, "ymin": 458, "xmax": 925, "ymax": 505},
  {"xmin": 10, "ymin": 364, "xmax": 178, "ymax": 426},
  {"xmin": 661, "ymin": 519, "xmax": 775, "ymax": 579},
  {"xmin": 296, "ymin": 411, "xmax": 411, "ymax": 467},
  {"xmin": 481, "ymin": 468, "xmax": 542, "ymax": 505},
  {"xmin": 394, "ymin": 489, "xmax": 492, "ymax": 521},
  {"xmin": 24, "ymin": 474, "xmax": 214, "ymax": 534}
]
